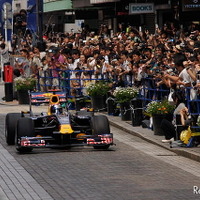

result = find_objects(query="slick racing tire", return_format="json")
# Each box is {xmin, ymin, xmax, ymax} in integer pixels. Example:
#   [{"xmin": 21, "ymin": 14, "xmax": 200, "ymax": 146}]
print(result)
[
  {"xmin": 91, "ymin": 115, "xmax": 111, "ymax": 150},
  {"xmin": 5, "ymin": 113, "xmax": 21, "ymax": 145},
  {"xmin": 91, "ymin": 115, "xmax": 110, "ymax": 135},
  {"xmin": 16, "ymin": 118, "xmax": 34, "ymax": 153}
]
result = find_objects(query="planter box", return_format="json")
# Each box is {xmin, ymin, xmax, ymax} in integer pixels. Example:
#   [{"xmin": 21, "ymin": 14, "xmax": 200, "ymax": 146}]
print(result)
[
  {"xmin": 17, "ymin": 90, "xmax": 30, "ymax": 104},
  {"xmin": 120, "ymin": 102, "xmax": 131, "ymax": 121},
  {"xmin": 152, "ymin": 114, "xmax": 173, "ymax": 135},
  {"xmin": 91, "ymin": 96, "xmax": 107, "ymax": 112}
]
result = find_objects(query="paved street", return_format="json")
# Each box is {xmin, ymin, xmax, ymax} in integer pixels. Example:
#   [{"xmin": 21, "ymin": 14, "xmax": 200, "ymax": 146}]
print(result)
[
  {"xmin": 1, "ymin": 112, "xmax": 200, "ymax": 199},
  {"xmin": 1, "ymin": 0, "xmax": 200, "ymax": 198},
  {"xmin": 1, "ymin": 85, "xmax": 200, "ymax": 199}
]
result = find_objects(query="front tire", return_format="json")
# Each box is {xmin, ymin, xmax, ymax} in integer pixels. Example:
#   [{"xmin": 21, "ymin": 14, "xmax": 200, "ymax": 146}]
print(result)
[
  {"xmin": 16, "ymin": 118, "xmax": 34, "ymax": 153},
  {"xmin": 5, "ymin": 113, "xmax": 21, "ymax": 145},
  {"xmin": 91, "ymin": 115, "xmax": 111, "ymax": 150},
  {"xmin": 91, "ymin": 115, "xmax": 110, "ymax": 135}
]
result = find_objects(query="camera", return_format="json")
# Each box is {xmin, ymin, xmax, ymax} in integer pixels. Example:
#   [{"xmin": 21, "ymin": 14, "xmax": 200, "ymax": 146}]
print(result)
[
  {"xmin": 192, "ymin": 81, "xmax": 197, "ymax": 86},
  {"xmin": 15, "ymin": 15, "xmax": 23, "ymax": 26}
]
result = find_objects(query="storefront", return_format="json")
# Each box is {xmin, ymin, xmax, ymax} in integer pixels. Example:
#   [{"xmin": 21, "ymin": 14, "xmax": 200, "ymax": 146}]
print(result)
[{"xmin": 180, "ymin": 0, "xmax": 200, "ymax": 25}]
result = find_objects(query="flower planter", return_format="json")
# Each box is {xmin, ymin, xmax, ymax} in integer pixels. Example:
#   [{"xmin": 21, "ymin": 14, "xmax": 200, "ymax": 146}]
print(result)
[
  {"xmin": 106, "ymin": 97, "xmax": 119, "ymax": 116},
  {"xmin": 91, "ymin": 96, "xmax": 107, "ymax": 112},
  {"xmin": 131, "ymin": 99, "xmax": 143, "ymax": 126},
  {"xmin": 17, "ymin": 90, "xmax": 30, "ymax": 104},
  {"xmin": 152, "ymin": 114, "xmax": 173, "ymax": 135},
  {"xmin": 120, "ymin": 102, "xmax": 131, "ymax": 121}
]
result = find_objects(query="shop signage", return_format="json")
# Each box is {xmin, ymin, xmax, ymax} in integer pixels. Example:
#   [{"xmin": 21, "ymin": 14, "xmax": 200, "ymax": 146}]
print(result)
[
  {"xmin": 129, "ymin": 3, "xmax": 154, "ymax": 14},
  {"xmin": 90, "ymin": 0, "xmax": 119, "ymax": 3},
  {"xmin": 182, "ymin": 0, "xmax": 200, "ymax": 11}
]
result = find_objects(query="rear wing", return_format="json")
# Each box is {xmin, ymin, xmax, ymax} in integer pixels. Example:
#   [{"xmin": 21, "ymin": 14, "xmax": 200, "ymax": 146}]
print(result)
[{"xmin": 31, "ymin": 91, "xmax": 67, "ymax": 104}]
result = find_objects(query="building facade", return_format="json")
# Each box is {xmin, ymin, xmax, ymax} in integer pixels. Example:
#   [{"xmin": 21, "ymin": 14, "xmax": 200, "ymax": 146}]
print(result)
[
  {"xmin": 1, "ymin": 0, "xmax": 200, "ymax": 40},
  {"xmin": 72, "ymin": 0, "xmax": 200, "ymax": 34}
]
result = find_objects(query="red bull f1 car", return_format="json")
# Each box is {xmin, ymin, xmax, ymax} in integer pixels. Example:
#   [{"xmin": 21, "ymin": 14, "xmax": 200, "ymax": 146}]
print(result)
[{"xmin": 5, "ymin": 91, "xmax": 114, "ymax": 153}]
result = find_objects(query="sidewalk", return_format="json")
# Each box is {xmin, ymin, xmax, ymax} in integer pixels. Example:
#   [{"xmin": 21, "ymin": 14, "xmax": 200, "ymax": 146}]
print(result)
[{"xmin": 105, "ymin": 114, "xmax": 200, "ymax": 163}]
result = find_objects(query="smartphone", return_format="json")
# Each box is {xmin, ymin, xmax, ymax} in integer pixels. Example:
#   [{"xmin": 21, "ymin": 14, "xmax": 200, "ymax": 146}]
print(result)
[{"xmin": 168, "ymin": 39, "xmax": 174, "ymax": 42}]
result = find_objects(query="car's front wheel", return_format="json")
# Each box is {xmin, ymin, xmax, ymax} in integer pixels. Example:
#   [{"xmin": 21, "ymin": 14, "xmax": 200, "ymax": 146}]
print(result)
[
  {"xmin": 91, "ymin": 115, "xmax": 111, "ymax": 150},
  {"xmin": 91, "ymin": 115, "xmax": 110, "ymax": 135},
  {"xmin": 16, "ymin": 118, "xmax": 34, "ymax": 153}
]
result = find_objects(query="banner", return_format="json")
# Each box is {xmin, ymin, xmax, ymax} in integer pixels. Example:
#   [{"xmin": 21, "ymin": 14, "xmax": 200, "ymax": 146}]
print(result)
[
  {"xmin": 0, "ymin": 0, "xmax": 12, "ymax": 41},
  {"xmin": 27, "ymin": 0, "xmax": 37, "ymax": 36}
]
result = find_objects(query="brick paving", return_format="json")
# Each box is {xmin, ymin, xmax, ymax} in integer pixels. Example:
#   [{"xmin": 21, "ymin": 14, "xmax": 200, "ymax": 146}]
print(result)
[
  {"xmin": 1, "ymin": 127, "xmax": 200, "ymax": 200},
  {"xmin": 1, "ymin": 99, "xmax": 200, "ymax": 199},
  {"xmin": 0, "ymin": 142, "xmax": 54, "ymax": 200}
]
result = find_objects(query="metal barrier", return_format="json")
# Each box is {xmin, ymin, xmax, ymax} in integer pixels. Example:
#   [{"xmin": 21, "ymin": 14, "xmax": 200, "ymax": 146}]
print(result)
[
  {"xmin": 185, "ymin": 87, "xmax": 200, "ymax": 115},
  {"xmin": 139, "ymin": 77, "xmax": 170, "ymax": 107},
  {"xmin": 37, "ymin": 69, "xmax": 106, "ymax": 96},
  {"xmin": 37, "ymin": 70, "xmax": 200, "ymax": 115}
]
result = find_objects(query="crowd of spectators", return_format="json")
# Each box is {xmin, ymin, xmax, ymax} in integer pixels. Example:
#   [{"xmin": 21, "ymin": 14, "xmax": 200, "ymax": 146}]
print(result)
[
  {"xmin": 1, "ymin": 21, "xmax": 200, "ymax": 143},
  {"xmin": 1, "ymin": 21, "xmax": 200, "ymax": 100}
]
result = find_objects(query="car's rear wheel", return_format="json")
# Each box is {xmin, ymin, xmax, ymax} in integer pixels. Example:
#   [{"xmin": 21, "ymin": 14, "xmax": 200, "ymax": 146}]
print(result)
[
  {"xmin": 91, "ymin": 115, "xmax": 111, "ymax": 150},
  {"xmin": 5, "ymin": 113, "xmax": 21, "ymax": 145},
  {"xmin": 16, "ymin": 118, "xmax": 34, "ymax": 153}
]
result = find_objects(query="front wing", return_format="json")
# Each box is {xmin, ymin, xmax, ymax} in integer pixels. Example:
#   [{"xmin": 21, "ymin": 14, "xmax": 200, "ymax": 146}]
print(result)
[{"xmin": 17, "ymin": 133, "xmax": 114, "ymax": 148}]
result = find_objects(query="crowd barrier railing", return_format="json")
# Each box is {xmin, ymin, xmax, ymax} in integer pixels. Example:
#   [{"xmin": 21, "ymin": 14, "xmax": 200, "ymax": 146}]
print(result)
[
  {"xmin": 37, "ymin": 69, "xmax": 106, "ymax": 96},
  {"xmin": 185, "ymin": 87, "xmax": 200, "ymax": 115},
  {"xmin": 138, "ymin": 77, "xmax": 170, "ymax": 107},
  {"xmin": 37, "ymin": 70, "xmax": 200, "ymax": 115}
]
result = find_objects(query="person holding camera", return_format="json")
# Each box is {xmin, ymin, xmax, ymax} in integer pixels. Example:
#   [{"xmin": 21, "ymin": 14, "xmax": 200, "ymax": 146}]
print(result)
[
  {"xmin": 161, "ymin": 91, "xmax": 187, "ymax": 143},
  {"xmin": 13, "ymin": 9, "xmax": 27, "ymax": 37}
]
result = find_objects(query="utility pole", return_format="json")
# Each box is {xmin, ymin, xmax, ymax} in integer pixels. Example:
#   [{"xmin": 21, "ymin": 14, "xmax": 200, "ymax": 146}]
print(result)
[
  {"xmin": 3, "ymin": 3, "xmax": 8, "ymax": 43},
  {"xmin": 36, "ymin": 0, "xmax": 43, "ymax": 42}
]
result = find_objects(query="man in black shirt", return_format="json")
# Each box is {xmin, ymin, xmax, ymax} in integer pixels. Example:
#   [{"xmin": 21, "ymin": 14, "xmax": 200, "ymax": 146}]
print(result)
[{"xmin": 13, "ymin": 9, "xmax": 27, "ymax": 36}]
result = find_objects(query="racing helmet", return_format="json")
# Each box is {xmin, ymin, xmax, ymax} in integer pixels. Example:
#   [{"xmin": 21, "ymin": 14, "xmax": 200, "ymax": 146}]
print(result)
[{"xmin": 50, "ymin": 104, "xmax": 63, "ymax": 114}]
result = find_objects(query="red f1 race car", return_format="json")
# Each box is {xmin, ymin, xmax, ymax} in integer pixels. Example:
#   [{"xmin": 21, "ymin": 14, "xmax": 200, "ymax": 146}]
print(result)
[{"xmin": 5, "ymin": 91, "xmax": 114, "ymax": 153}]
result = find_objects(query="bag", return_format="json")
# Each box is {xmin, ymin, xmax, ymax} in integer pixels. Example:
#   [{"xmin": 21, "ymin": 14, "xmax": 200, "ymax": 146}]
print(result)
[
  {"xmin": 168, "ymin": 89, "xmax": 174, "ymax": 102},
  {"xmin": 180, "ymin": 127, "xmax": 192, "ymax": 144},
  {"xmin": 190, "ymin": 88, "xmax": 197, "ymax": 100},
  {"xmin": 141, "ymin": 119, "xmax": 150, "ymax": 128}
]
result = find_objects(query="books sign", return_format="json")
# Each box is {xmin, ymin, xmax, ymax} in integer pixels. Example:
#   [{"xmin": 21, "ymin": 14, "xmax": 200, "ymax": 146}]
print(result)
[{"xmin": 129, "ymin": 3, "xmax": 154, "ymax": 14}]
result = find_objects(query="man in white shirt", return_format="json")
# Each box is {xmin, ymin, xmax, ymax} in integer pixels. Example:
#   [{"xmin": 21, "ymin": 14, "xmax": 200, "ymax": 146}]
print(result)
[
  {"xmin": 164, "ymin": 53, "xmax": 191, "ymax": 88},
  {"xmin": 0, "ymin": 43, "xmax": 10, "ymax": 81}
]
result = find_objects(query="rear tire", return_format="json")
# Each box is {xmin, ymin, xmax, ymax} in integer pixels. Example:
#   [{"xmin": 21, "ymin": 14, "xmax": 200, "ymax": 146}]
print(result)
[
  {"xmin": 91, "ymin": 115, "xmax": 111, "ymax": 150},
  {"xmin": 5, "ymin": 113, "xmax": 21, "ymax": 145},
  {"xmin": 16, "ymin": 118, "xmax": 34, "ymax": 153}
]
